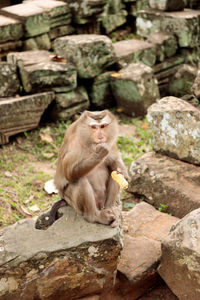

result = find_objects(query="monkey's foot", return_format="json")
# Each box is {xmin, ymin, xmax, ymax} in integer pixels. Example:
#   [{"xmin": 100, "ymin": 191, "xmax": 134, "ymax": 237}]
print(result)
[
  {"xmin": 98, "ymin": 209, "xmax": 117, "ymax": 227},
  {"xmin": 35, "ymin": 210, "xmax": 53, "ymax": 230}
]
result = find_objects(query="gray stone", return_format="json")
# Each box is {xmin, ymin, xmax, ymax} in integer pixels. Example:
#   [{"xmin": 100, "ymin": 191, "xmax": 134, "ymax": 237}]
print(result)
[
  {"xmin": 0, "ymin": 15, "xmax": 23, "ymax": 43},
  {"xmin": 54, "ymin": 35, "xmax": 116, "ymax": 79},
  {"xmin": 129, "ymin": 0, "xmax": 149, "ymax": 17},
  {"xmin": 136, "ymin": 9, "xmax": 200, "ymax": 48},
  {"xmin": 0, "ymin": 62, "xmax": 20, "ymax": 97},
  {"xmin": 147, "ymin": 32, "xmax": 178, "ymax": 62},
  {"xmin": 0, "ymin": 206, "xmax": 122, "ymax": 300},
  {"xmin": 50, "ymin": 86, "xmax": 90, "ymax": 120},
  {"xmin": 0, "ymin": 92, "xmax": 54, "ymax": 145},
  {"xmin": 7, "ymin": 50, "xmax": 77, "ymax": 93},
  {"xmin": 168, "ymin": 64, "xmax": 198, "ymax": 97},
  {"xmin": 149, "ymin": 0, "xmax": 185, "ymax": 11},
  {"xmin": 100, "ymin": 10, "xmax": 127, "ymax": 34},
  {"xmin": 159, "ymin": 208, "xmax": 200, "ymax": 299},
  {"xmin": 113, "ymin": 39, "xmax": 156, "ymax": 67},
  {"xmin": 147, "ymin": 96, "xmax": 200, "ymax": 164},
  {"xmin": 89, "ymin": 72, "xmax": 115, "ymax": 109},
  {"xmin": 129, "ymin": 152, "xmax": 200, "ymax": 218},
  {"xmin": 111, "ymin": 63, "xmax": 160, "ymax": 116}
]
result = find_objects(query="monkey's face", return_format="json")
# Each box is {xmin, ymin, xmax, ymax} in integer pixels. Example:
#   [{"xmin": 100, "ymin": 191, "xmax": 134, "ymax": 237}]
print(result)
[{"xmin": 81, "ymin": 110, "xmax": 118, "ymax": 147}]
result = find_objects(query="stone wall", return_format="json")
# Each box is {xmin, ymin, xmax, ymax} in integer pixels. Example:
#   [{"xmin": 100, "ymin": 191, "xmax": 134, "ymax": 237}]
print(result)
[{"xmin": 0, "ymin": 0, "xmax": 200, "ymax": 143}]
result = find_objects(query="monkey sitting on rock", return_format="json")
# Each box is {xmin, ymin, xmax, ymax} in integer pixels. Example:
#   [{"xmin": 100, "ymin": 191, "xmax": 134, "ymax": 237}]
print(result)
[{"xmin": 36, "ymin": 110, "xmax": 129, "ymax": 229}]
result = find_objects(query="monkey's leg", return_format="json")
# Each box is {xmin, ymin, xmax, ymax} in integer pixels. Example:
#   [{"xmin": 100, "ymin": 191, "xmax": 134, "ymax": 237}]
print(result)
[
  {"xmin": 65, "ymin": 178, "xmax": 116, "ymax": 226},
  {"xmin": 105, "ymin": 177, "xmax": 120, "ymax": 209}
]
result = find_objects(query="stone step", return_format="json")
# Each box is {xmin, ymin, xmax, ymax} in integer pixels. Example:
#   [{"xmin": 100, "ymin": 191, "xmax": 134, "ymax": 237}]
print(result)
[{"xmin": 0, "ymin": 92, "xmax": 54, "ymax": 144}]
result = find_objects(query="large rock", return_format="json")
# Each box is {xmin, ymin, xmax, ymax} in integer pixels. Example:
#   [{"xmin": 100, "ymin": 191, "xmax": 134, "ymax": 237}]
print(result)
[
  {"xmin": 89, "ymin": 72, "xmax": 115, "ymax": 109},
  {"xmin": 129, "ymin": 152, "xmax": 200, "ymax": 218},
  {"xmin": 101, "ymin": 202, "xmax": 178, "ymax": 299},
  {"xmin": 0, "ymin": 15, "xmax": 23, "ymax": 43},
  {"xmin": 147, "ymin": 32, "xmax": 178, "ymax": 62},
  {"xmin": 147, "ymin": 96, "xmax": 200, "ymax": 164},
  {"xmin": 111, "ymin": 63, "xmax": 160, "ymax": 116},
  {"xmin": 159, "ymin": 208, "xmax": 200, "ymax": 299},
  {"xmin": 0, "ymin": 92, "xmax": 54, "ymax": 145},
  {"xmin": 50, "ymin": 86, "xmax": 90, "ymax": 120},
  {"xmin": 149, "ymin": 0, "xmax": 185, "ymax": 11},
  {"xmin": 113, "ymin": 39, "xmax": 156, "ymax": 67},
  {"xmin": 53, "ymin": 35, "xmax": 116, "ymax": 79},
  {"xmin": 136, "ymin": 9, "xmax": 200, "ymax": 48},
  {"xmin": 0, "ymin": 206, "xmax": 122, "ymax": 300},
  {"xmin": 0, "ymin": 62, "xmax": 20, "ymax": 97},
  {"xmin": 7, "ymin": 50, "xmax": 77, "ymax": 93},
  {"xmin": 168, "ymin": 64, "xmax": 198, "ymax": 97},
  {"xmin": 23, "ymin": 33, "xmax": 51, "ymax": 51},
  {"xmin": 1, "ymin": 3, "xmax": 49, "ymax": 37}
]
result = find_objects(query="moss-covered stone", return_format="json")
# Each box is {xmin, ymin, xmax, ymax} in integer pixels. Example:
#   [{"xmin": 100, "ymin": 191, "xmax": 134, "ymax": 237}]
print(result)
[
  {"xmin": 0, "ymin": 40, "xmax": 22, "ymax": 60},
  {"xmin": 23, "ymin": 33, "xmax": 51, "ymax": 51},
  {"xmin": 50, "ymin": 86, "xmax": 90, "ymax": 120},
  {"xmin": 49, "ymin": 25, "xmax": 75, "ymax": 40},
  {"xmin": 0, "ymin": 15, "xmax": 23, "ymax": 43},
  {"xmin": 54, "ymin": 34, "xmax": 116, "ymax": 79},
  {"xmin": 147, "ymin": 33, "xmax": 178, "ymax": 62},
  {"xmin": 168, "ymin": 64, "xmax": 197, "ymax": 97},
  {"xmin": 111, "ymin": 63, "xmax": 160, "ymax": 116},
  {"xmin": 191, "ymin": 74, "xmax": 200, "ymax": 99},
  {"xmin": 7, "ymin": 50, "xmax": 77, "ymax": 93},
  {"xmin": 1, "ymin": 3, "xmax": 50, "ymax": 38},
  {"xmin": 89, "ymin": 72, "xmax": 115, "ymax": 108},
  {"xmin": 149, "ymin": 0, "xmax": 185, "ymax": 11},
  {"xmin": 113, "ymin": 39, "xmax": 156, "ymax": 67},
  {"xmin": 129, "ymin": 0, "xmax": 149, "ymax": 16},
  {"xmin": 0, "ymin": 62, "xmax": 19, "ymax": 97},
  {"xmin": 136, "ymin": 9, "xmax": 200, "ymax": 48}
]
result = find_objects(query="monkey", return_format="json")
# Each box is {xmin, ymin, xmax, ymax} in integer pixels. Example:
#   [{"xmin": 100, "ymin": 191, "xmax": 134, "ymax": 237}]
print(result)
[{"xmin": 36, "ymin": 110, "xmax": 128, "ymax": 229}]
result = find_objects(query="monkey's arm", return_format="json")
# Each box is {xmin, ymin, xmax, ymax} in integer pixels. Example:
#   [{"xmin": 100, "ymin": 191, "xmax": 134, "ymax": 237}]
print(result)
[{"xmin": 63, "ymin": 144, "xmax": 109, "ymax": 182}]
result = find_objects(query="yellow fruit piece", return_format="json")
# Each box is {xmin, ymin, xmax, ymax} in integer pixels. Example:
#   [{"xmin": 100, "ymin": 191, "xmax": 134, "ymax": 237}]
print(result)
[{"xmin": 111, "ymin": 171, "xmax": 128, "ymax": 189}]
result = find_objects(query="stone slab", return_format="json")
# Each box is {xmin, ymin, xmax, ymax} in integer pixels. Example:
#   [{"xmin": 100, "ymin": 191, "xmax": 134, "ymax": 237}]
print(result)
[
  {"xmin": 0, "ymin": 15, "xmax": 23, "ymax": 43},
  {"xmin": 129, "ymin": 152, "xmax": 200, "ymax": 218},
  {"xmin": 0, "ymin": 62, "xmax": 20, "ymax": 97}
]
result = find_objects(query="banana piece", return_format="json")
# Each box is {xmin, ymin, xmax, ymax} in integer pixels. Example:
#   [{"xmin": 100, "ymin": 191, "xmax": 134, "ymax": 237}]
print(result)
[{"xmin": 111, "ymin": 171, "xmax": 128, "ymax": 189}]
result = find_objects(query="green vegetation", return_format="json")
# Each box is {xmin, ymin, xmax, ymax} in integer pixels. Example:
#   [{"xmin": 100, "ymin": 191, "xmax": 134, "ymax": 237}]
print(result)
[{"xmin": 0, "ymin": 115, "xmax": 153, "ymax": 227}]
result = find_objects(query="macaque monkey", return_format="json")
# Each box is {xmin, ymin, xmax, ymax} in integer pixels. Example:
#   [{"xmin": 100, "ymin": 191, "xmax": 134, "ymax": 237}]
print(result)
[{"xmin": 47, "ymin": 110, "xmax": 128, "ymax": 228}]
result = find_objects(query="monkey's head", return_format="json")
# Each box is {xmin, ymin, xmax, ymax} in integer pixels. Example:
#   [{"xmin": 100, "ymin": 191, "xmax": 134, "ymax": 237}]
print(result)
[{"xmin": 79, "ymin": 110, "xmax": 118, "ymax": 148}]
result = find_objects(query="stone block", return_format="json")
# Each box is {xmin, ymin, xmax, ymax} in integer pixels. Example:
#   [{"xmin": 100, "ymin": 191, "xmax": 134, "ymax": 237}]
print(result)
[
  {"xmin": 168, "ymin": 64, "xmax": 198, "ymax": 97},
  {"xmin": 0, "ymin": 40, "xmax": 22, "ymax": 59},
  {"xmin": 113, "ymin": 39, "xmax": 156, "ymax": 67},
  {"xmin": 23, "ymin": 33, "xmax": 51, "ymax": 50},
  {"xmin": 0, "ymin": 62, "xmax": 20, "ymax": 97},
  {"xmin": 101, "ymin": 202, "xmax": 178, "ymax": 299},
  {"xmin": 191, "ymin": 73, "xmax": 200, "ymax": 99},
  {"xmin": 0, "ymin": 15, "xmax": 23, "ymax": 43},
  {"xmin": 0, "ymin": 92, "xmax": 54, "ymax": 145},
  {"xmin": 149, "ymin": 0, "xmax": 185, "ymax": 11},
  {"xmin": 147, "ymin": 32, "xmax": 178, "ymax": 62},
  {"xmin": 129, "ymin": 0, "xmax": 149, "ymax": 17},
  {"xmin": 89, "ymin": 72, "xmax": 115, "ymax": 109},
  {"xmin": 0, "ymin": 206, "xmax": 122, "ymax": 299},
  {"xmin": 100, "ymin": 10, "xmax": 127, "ymax": 34},
  {"xmin": 111, "ymin": 63, "xmax": 160, "ymax": 116},
  {"xmin": 7, "ymin": 50, "xmax": 77, "ymax": 93},
  {"xmin": 50, "ymin": 86, "xmax": 90, "ymax": 120},
  {"xmin": 1, "ymin": 3, "xmax": 50, "ymax": 37},
  {"xmin": 147, "ymin": 96, "xmax": 200, "ymax": 164},
  {"xmin": 129, "ymin": 152, "xmax": 200, "ymax": 218},
  {"xmin": 136, "ymin": 9, "xmax": 200, "ymax": 48},
  {"xmin": 54, "ymin": 35, "xmax": 116, "ymax": 79},
  {"xmin": 159, "ymin": 208, "xmax": 200, "ymax": 299}
]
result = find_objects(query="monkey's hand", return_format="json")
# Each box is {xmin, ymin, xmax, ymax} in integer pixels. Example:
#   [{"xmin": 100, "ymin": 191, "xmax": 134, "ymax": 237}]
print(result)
[
  {"xmin": 94, "ymin": 143, "xmax": 109, "ymax": 160},
  {"xmin": 116, "ymin": 167, "xmax": 130, "ymax": 182}
]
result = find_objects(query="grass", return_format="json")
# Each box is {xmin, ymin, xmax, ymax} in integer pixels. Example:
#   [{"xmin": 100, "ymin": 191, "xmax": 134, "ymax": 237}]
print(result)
[{"xmin": 0, "ymin": 115, "xmax": 153, "ymax": 227}]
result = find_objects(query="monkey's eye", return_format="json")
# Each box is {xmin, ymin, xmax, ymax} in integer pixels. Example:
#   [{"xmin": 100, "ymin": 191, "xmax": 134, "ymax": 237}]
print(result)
[
  {"xmin": 90, "ymin": 124, "xmax": 98, "ymax": 129},
  {"xmin": 100, "ymin": 123, "xmax": 108, "ymax": 129}
]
